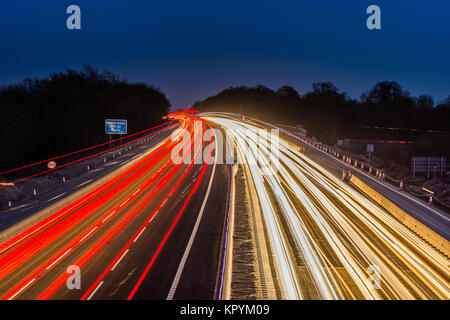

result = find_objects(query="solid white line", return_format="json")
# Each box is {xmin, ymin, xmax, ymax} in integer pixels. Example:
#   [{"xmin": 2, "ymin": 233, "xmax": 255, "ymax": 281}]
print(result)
[
  {"xmin": 111, "ymin": 249, "xmax": 129, "ymax": 271},
  {"xmin": 87, "ymin": 281, "xmax": 104, "ymax": 300},
  {"xmin": 79, "ymin": 227, "xmax": 98, "ymax": 243},
  {"xmin": 46, "ymin": 249, "xmax": 72, "ymax": 270},
  {"xmin": 167, "ymin": 135, "xmax": 217, "ymax": 300},
  {"xmin": 134, "ymin": 227, "xmax": 146, "ymax": 243},
  {"xmin": 8, "ymin": 278, "xmax": 36, "ymax": 300}
]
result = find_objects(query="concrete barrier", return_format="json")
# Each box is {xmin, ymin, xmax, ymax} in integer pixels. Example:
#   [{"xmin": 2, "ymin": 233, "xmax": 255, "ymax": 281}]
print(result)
[{"xmin": 350, "ymin": 175, "xmax": 449, "ymax": 258}]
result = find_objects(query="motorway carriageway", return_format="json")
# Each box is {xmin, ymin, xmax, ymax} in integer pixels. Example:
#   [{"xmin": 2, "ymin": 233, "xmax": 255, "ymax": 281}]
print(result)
[
  {"xmin": 206, "ymin": 115, "xmax": 449, "ymax": 300},
  {"xmin": 0, "ymin": 116, "xmax": 228, "ymax": 300}
]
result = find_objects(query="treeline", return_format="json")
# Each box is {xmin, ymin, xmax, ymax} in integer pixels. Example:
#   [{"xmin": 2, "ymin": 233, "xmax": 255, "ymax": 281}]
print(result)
[
  {"xmin": 193, "ymin": 82, "xmax": 450, "ymax": 165},
  {"xmin": 0, "ymin": 66, "xmax": 170, "ymax": 171}
]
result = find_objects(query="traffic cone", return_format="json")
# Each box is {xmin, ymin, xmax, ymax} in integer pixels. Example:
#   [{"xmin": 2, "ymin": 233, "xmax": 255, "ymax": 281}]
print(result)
[
  {"xmin": 361, "ymin": 163, "xmax": 364, "ymax": 171},
  {"xmin": 369, "ymin": 167, "xmax": 372, "ymax": 175},
  {"xmin": 382, "ymin": 172, "xmax": 385, "ymax": 181},
  {"xmin": 354, "ymin": 160, "xmax": 358, "ymax": 168},
  {"xmin": 428, "ymin": 195, "xmax": 433, "ymax": 206},
  {"xmin": 399, "ymin": 180, "xmax": 403, "ymax": 191},
  {"xmin": 33, "ymin": 189, "xmax": 37, "ymax": 199},
  {"xmin": 8, "ymin": 201, "xmax": 12, "ymax": 210}
]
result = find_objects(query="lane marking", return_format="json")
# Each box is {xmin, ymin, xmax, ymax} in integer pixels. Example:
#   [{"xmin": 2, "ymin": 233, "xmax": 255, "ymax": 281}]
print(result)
[
  {"xmin": 134, "ymin": 227, "xmax": 146, "ymax": 243},
  {"xmin": 79, "ymin": 227, "xmax": 98, "ymax": 243},
  {"xmin": 102, "ymin": 210, "xmax": 116, "ymax": 223},
  {"xmin": 132, "ymin": 188, "xmax": 141, "ymax": 197},
  {"xmin": 216, "ymin": 164, "xmax": 234, "ymax": 299},
  {"xmin": 46, "ymin": 249, "xmax": 72, "ymax": 270},
  {"xmin": 119, "ymin": 198, "xmax": 130, "ymax": 208},
  {"xmin": 148, "ymin": 213, "xmax": 158, "ymax": 225},
  {"xmin": 76, "ymin": 179, "xmax": 93, "ymax": 189},
  {"xmin": 47, "ymin": 193, "xmax": 66, "ymax": 202},
  {"xmin": 87, "ymin": 281, "xmax": 104, "ymax": 300},
  {"xmin": 111, "ymin": 249, "xmax": 129, "ymax": 271},
  {"xmin": 167, "ymin": 135, "xmax": 217, "ymax": 300},
  {"xmin": 8, "ymin": 278, "xmax": 36, "ymax": 300}
]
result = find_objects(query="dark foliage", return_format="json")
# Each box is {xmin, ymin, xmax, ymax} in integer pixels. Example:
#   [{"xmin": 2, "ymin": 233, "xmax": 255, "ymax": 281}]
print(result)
[
  {"xmin": 194, "ymin": 81, "xmax": 450, "ymax": 165},
  {"xmin": 0, "ymin": 66, "xmax": 170, "ymax": 171}
]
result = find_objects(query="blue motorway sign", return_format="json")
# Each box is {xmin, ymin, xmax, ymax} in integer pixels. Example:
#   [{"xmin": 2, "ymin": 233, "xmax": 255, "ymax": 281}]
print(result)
[{"xmin": 105, "ymin": 119, "xmax": 127, "ymax": 134}]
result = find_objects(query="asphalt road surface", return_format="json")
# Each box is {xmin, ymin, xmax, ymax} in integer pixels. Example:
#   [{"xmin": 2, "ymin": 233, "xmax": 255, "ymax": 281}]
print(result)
[
  {"xmin": 0, "ymin": 116, "xmax": 229, "ymax": 300},
  {"xmin": 206, "ymin": 113, "xmax": 449, "ymax": 300}
]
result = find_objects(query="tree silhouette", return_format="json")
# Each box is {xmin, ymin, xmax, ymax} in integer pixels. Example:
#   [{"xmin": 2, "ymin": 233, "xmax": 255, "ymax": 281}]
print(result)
[
  {"xmin": 0, "ymin": 66, "xmax": 170, "ymax": 171},
  {"xmin": 194, "ymin": 81, "xmax": 450, "ymax": 165}
]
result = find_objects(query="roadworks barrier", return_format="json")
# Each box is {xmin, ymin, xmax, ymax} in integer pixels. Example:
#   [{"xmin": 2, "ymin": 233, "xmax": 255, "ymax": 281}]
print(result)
[{"xmin": 350, "ymin": 175, "xmax": 449, "ymax": 258}]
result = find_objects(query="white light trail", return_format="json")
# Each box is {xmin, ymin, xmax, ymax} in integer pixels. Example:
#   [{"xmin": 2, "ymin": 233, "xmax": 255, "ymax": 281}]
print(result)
[{"xmin": 207, "ymin": 115, "xmax": 449, "ymax": 300}]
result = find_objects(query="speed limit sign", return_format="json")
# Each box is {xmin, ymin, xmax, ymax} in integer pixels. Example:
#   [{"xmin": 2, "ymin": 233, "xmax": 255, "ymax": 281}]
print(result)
[{"xmin": 47, "ymin": 161, "xmax": 57, "ymax": 169}]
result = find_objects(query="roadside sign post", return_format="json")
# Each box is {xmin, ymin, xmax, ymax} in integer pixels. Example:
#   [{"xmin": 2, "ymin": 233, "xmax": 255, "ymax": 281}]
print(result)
[{"xmin": 105, "ymin": 119, "xmax": 127, "ymax": 149}]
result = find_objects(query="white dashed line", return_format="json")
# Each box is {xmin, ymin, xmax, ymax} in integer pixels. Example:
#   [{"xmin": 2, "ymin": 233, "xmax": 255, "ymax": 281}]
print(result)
[
  {"xmin": 47, "ymin": 193, "xmax": 66, "ymax": 202},
  {"xmin": 87, "ymin": 281, "xmax": 104, "ymax": 300},
  {"xmin": 133, "ymin": 227, "xmax": 146, "ymax": 243},
  {"xmin": 79, "ymin": 227, "xmax": 98, "ymax": 243},
  {"xmin": 102, "ymin": 210, "xmax": 116, "ymax": 223},
  {"xmin": 111, "ymin": 249, "xmax": 129, "ymax": 271},
  {"xmin": 119, "ymin": 198, "xmax": 130, "ymax": 208},
  {"xmin": 76, "ymin": 179, "xmax": 93, "ymax": 189},
  {"xmin": 8, "ymin": 278, "xmax": 36, "ymax": 300},
  {"xmin": 46, "ymin": 249, "xmax": 72, "ymax": 270},
  {"xmin": 132, "ymin": 188, "xmax": 141, "ymax": 197}
]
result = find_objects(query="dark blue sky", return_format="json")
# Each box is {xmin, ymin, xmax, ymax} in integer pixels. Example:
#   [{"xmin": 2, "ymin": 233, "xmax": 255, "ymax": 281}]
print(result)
[{"xmin": 1, "ymin": 1, "xmax": 449, "ymax": 109}]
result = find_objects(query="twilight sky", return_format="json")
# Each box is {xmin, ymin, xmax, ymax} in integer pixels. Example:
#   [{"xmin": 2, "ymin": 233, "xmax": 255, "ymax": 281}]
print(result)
[{"xmin": 0, "ymin": 0, "xmax": 449, "ymax": 109}]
